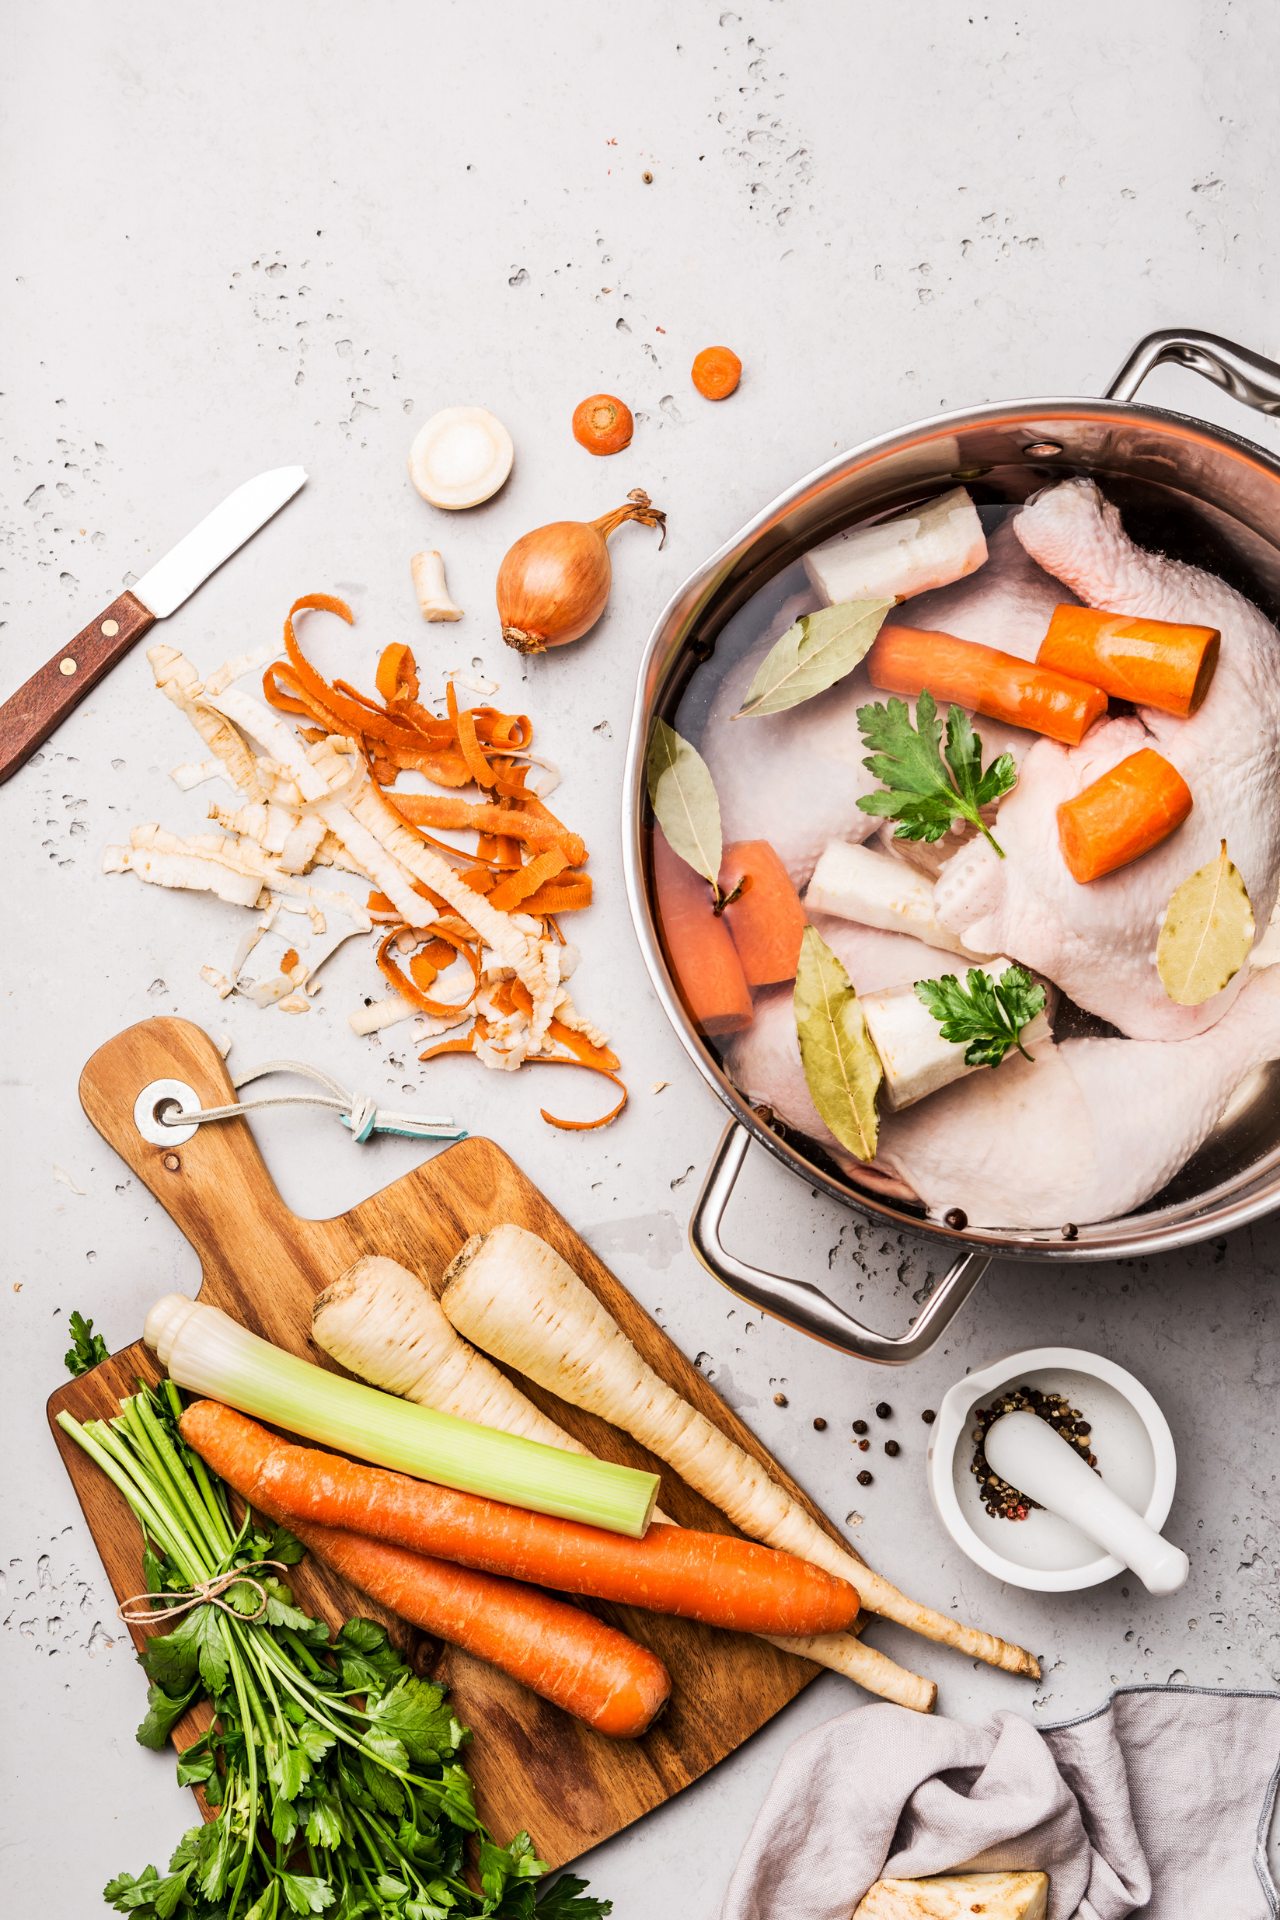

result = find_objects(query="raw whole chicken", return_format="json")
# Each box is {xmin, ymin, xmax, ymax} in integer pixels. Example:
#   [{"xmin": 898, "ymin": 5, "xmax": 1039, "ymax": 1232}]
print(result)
[
  {"xmin": 699, "ymin": 514, "xmax": 1069, "ymax": 888},
  {"xmin": 933, "ymin": 480, "xmax": 1280, "ymax": 1040},
  {"xmin": 728, "ymin": 953, "xmax": 1280, "ymax": 1229}
]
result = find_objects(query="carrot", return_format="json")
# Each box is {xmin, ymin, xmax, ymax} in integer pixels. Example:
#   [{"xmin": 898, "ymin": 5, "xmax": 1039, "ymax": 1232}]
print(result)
[
  {"xmin": 652, "ymin": 827, "xmax": 753, "ymax": 1036},
  {"xmin": 1056, "ymin": 747, "xmax": 1193, "ymax": 883},
  {"xmin": 866, "ymin": 625, "xmax": 1108, "ymax": 747},
  {"xmin": 1037, "ymin": 604, "xmax": 1221, "ymax": 718},
  {"xmin": 719, "ymin": 840, "xmax": 807, "ymax": 986},
  {"xmin": 691, "ymin": 347, "xmax": 742, "ymax": 400},
  {"xmin": 180, "ymin": 1399, "xmax": 860, "ymax": 1637},
  {"xmin": 181, "ymin": 1400, "xmax": 669, "ymax": 1739},
  {"xmin": 572, "ymin": 394, "xmax": 634, "ymax": 456}
]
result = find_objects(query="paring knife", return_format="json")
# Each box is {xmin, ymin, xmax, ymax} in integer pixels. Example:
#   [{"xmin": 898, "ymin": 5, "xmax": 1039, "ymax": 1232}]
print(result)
[{"xmin": 0, "ymin": 465, "xmax": 307, "ymax": 785}]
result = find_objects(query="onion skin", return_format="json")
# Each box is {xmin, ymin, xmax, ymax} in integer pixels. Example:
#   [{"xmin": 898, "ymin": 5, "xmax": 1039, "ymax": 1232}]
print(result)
[
  {"xmin": 498, "ymin": 491, "xmax": 667, "ymax": 654},
  {"xmin": 499, "ymin": 521, "xmax": 612, "ymax": 654}
]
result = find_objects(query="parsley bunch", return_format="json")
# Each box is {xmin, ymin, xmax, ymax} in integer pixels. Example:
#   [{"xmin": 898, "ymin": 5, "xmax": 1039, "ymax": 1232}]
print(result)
[
  {"xmin": 59, "ymin": 1384, "xmax": 609, "ymax": 1920},
  {"xmin": 855, "ymin": 691, "xmax": 1018, "ymax": 858},
  {"xmin": 914, "ymin": 966, "xmax": 1047, "ymax": 1069}
]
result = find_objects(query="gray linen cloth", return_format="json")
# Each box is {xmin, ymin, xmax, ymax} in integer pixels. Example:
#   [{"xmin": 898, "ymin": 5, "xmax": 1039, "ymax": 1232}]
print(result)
[{"xmin": 720, "ymin": 1686, "xmax": 1280, "ymax": 1920}]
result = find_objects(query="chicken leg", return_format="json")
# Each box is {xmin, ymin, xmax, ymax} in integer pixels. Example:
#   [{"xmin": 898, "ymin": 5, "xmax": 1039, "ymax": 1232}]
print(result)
[{"xmin": 728, "ymin": 953, "xmax": 1280, "ymax": 1229}]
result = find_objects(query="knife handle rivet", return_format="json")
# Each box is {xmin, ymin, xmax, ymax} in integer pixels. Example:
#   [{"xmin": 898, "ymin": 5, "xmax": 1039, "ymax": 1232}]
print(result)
[
  {"xmin": 59, "ymin": 657, "xmax": 77, "ymax": 676},
  {"xmin": 102, "ymin": 619, "xmax": 120, "ymax": 637}
]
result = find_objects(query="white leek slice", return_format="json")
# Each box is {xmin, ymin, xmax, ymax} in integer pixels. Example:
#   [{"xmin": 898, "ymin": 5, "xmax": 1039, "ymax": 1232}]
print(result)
[
  {"xmin": 807, "ymin": 840, "xmax": 990, "ymax": 959},
  {"xmin": 147, "ymin": 1295, "xmax": 659, "ymax": 1535},
  {"xmin": 804, "ymin": 486, "xmax": 987, "ymax": 606},
  {"xmin": 408, "ymin": 407, "xmax": 514, "ymax": 509},
  {"xmin": 861, "ymin": 958, "xmax": 1052, "ymax": 1111}
]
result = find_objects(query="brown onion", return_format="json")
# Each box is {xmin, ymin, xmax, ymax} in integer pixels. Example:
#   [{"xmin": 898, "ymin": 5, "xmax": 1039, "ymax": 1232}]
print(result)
[{"xmin": 498, "ymin": 489, "xmax": 666, "ymax": 654}]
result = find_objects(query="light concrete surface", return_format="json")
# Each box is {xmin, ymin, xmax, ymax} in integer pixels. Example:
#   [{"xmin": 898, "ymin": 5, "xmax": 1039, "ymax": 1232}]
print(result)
[{"xmin": 4, "ymin": 3, "xmax": 1280, "ymax": 1914}]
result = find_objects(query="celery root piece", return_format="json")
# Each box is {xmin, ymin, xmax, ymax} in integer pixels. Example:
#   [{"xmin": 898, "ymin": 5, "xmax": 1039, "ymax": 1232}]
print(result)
[
  {"xmin": 312, "ymin": 1255, "xmax": 935, "ymax": 1712},
  {"xmin": 440, "ymin": 1225, "xmax": 1039, "ymax": 1680}
]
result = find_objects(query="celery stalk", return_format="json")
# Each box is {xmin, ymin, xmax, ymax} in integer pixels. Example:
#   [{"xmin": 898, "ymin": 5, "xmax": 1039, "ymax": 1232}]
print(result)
[{"xmin": 158, "ymin": 1298, "xmax": 658, "ymax": 1536}]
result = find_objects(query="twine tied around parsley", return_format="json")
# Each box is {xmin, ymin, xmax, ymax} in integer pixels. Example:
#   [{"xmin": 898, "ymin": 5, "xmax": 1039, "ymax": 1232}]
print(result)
[{"xmin": 116, "ymin": 1559, "xmax": 291, "ymax": 1626}]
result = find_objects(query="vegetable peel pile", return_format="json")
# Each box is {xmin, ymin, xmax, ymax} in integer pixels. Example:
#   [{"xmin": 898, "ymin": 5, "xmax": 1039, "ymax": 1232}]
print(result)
[{"xmin": 103, "ymin": 595, "xmax": 623, "ymax": 1130}]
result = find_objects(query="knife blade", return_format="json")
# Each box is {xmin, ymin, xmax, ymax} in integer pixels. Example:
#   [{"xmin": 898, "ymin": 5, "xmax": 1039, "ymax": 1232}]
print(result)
[{"xmin": 0, "ymin": 465, "xmax": 306, "ymax": 785}]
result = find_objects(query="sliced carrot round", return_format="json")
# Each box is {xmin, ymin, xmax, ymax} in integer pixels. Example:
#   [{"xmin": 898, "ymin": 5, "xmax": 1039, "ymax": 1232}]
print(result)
[
  {"xmin": 572, "ymin": 394, "xmax": 634, "ymax": 455},
  {"xmin": 692, "ymin": 347, "xmax": 742, "ymax": 400}
]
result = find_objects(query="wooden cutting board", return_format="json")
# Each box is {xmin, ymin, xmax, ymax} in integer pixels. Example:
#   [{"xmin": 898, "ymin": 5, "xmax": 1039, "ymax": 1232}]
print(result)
[{"xmin": 47, "ymin": 1016, "xmax": 848, "ymax": 1868}]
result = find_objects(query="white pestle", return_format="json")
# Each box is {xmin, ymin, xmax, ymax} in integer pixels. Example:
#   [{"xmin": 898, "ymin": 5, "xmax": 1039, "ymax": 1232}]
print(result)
[{"xmin": 983, "ymin": 1410, "xmax": 1189, "ymax": 1596}]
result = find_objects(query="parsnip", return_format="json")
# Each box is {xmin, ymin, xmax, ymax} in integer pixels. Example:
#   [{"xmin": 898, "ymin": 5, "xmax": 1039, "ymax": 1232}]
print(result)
[
  {"xmin": 804, "ymin": 488, "xmax": 987, "ymax": 607},
  {"xmin": 411, "ymin": 550, "xmax": 464, "ymax": 621},
  {"xmin": 312, "ymin": 1255, "xmax": 936, "ymax": 1712},
  {"xmin": 440, "ymin": 1225, "xmax": 1039, "ymax": 1681},
  {"xmin": 806, "ymin": 840, "xmax": 987, "ymax": 958}
]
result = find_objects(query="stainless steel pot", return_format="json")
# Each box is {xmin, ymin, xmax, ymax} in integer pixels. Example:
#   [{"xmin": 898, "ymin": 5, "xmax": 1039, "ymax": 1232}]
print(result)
[{"xmin": 623, "ymin": 329, "xmax": 1280, "ymax": 1366}]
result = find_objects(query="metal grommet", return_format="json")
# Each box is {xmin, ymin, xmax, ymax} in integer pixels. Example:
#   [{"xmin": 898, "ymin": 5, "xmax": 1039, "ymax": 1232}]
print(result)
[
  {"xmin": 1023, "ymin": 441, "xmax": 1063, "ymax": 458},
  {"xmin": 134, "ymin": 1078, "xmax": 201, "ymax": 1146}
]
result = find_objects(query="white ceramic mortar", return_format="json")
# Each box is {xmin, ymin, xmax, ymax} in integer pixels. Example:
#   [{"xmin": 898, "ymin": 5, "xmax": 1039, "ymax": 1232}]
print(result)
[{"xmin": 926, "ymin": 1345, "xmax": 1178, "ymax": 1592}]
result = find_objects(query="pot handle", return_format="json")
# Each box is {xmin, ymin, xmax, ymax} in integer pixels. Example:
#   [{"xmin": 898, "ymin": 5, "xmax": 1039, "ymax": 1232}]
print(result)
[
  {"xmin": 688, "ymin": 1121, "xmax": 991, "ymax": 1366},
  {"xmin": 1107, "ymin": 328, "xmax": 1280, "ymax": 415}
]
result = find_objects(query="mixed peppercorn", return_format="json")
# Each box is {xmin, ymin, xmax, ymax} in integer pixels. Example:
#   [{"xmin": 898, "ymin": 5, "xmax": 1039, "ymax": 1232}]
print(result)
[{"xmin": 970, "ymin": 1384, "xmax": 1098, "ymax": 1521}]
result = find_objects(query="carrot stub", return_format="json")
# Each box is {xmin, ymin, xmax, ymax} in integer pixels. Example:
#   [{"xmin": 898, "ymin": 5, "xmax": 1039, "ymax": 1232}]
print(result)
[
  {"xmin": 572, "ymin": 394, "xmax": 634, "ymax": 456},
  {"xmin": 718, "ymin": 840, "xmax": 807, "ymax": 986},
  {"xmin": 867, "ymin": 625, "xmax": 1108, "ymax": 747},
  {"xmin": 652, "ymin": 827, "xmax": 753, "ymax": 1036},
  {"xmin": 179, "ymin": 1404, "xmax": 668, "ymax": 1739},
  {"xmin": 1056, "ymin": 747, "xmax": 1194, "ymax": 883},
  {"xmin": 691, "ymin": 346, "xmax": 742, "ymax": 400},
  {"xmin": 1036, "ymin": 604, "xmax": 1221, "ymax": 718},
  {"xmin": 180, "ymin": 1400, "xmax": 860, "ymax": 1638}
]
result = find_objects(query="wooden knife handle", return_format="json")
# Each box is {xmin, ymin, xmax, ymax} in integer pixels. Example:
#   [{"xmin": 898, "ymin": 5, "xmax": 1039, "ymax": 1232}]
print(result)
[{"xmin": 0, "ymin": 589, "xmax": 155, "ymax": 784}]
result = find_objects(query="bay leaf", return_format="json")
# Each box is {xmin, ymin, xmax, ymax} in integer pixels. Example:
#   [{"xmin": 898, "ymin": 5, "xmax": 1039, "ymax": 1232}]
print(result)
[
  {"xmin": 1157, "ymin": 839, "xmax": 1255, "ymax": 1006},
  {"xmin": 733, "ymin": 597, "xmax": 894, "ymax": 720},
  {"xmin": 646, "ymin": 718, "xmax": 722, "ymax": 885},
  {"xmin": 793, "ymin": 925, "xmax": 883, "ymax": 1161}
]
